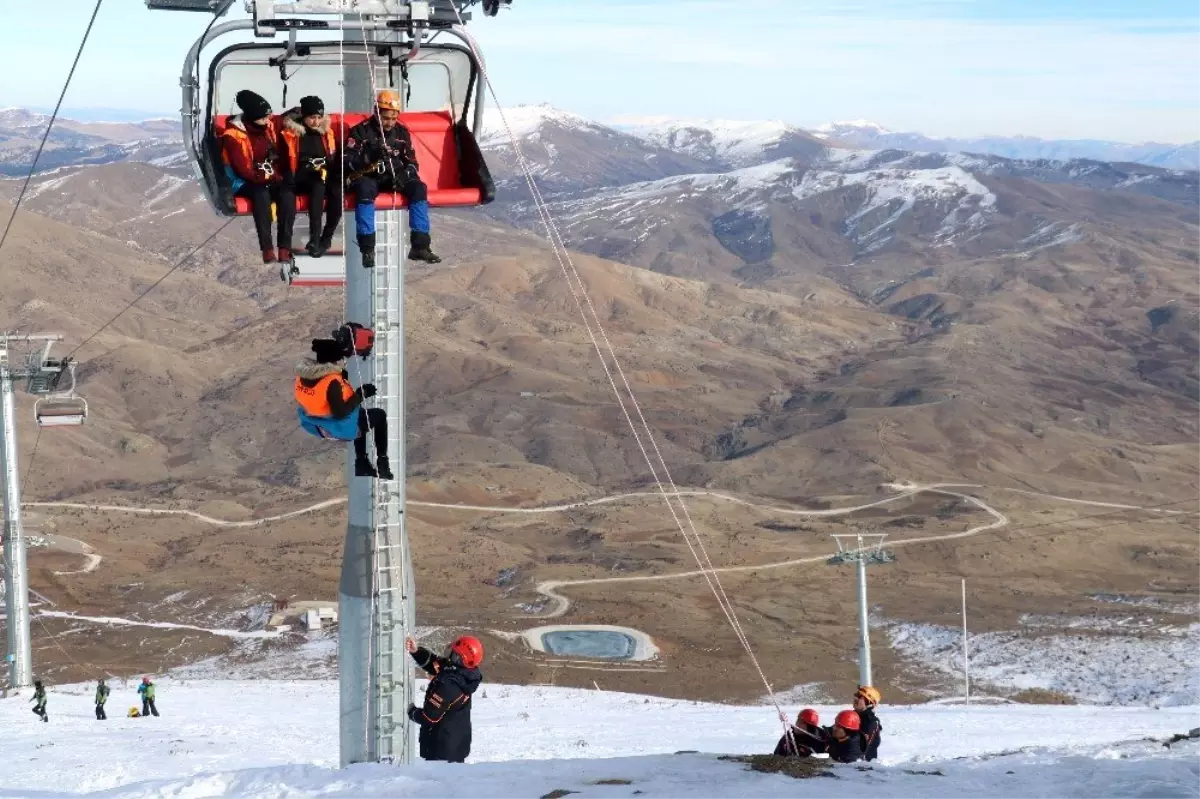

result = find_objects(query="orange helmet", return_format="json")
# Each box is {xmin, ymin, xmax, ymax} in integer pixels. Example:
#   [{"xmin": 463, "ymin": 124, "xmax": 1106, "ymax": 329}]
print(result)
[
  {"xmin": 449, "ymin": 635, "xmax": 484, "ymax": 669},
  {"xmin": 834, "ymin": 709, "xmax": 861, "ymax": 731},
  {"xmin": 376, "ymin": 90, "xmax": 402, "ymax": 112},
  {"xmin": 855, "ymin": 685, "xmax": 881, "ymax": 706}
]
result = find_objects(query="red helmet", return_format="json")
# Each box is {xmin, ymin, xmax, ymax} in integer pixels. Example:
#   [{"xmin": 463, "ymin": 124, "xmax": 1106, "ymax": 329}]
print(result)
[
  {"xmin": 797, "ymin": 708, "xmax": 819, "ymax": 726},
  {"xmin": 450, "ymin": 636, "xmax": 483, "ymax": 669},
  {"xmin": 834, "ymin": 709, "xmax": 861, "ymax": 731}
]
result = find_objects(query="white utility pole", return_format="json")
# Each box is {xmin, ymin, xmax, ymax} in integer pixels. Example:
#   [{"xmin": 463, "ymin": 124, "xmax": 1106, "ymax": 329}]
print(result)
[{"xmin": 961, "ymin": 577, "xmax": 969, "ymax": 699}]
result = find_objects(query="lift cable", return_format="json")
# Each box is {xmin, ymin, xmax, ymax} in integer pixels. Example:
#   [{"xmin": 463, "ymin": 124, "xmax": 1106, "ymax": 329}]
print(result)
[{"xmin": 0, "ymin": 0, "xmax": 106, "ymax": 257}]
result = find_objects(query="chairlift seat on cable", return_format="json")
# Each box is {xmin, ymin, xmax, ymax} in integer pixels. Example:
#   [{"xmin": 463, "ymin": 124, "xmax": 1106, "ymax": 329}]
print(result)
[
  {"xmin": 26, "ymin": 357, "xmax": 87, "ymax": 428},
  {"xmin": 35, "ymin": 397, "xmax": 89, "ymax": 428},
  {"xmin": 183, "ymin": 36, "xmax": 494, "ymax": 219},
  {"xmin": 210, "ymin": 110, "xmax": 489, "ymax": 214}
]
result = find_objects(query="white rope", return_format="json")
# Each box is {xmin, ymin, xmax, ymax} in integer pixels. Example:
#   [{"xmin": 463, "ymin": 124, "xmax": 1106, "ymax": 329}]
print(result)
[{"xmin": 447, "ymin": 9, "xmax": 791, "ymax": 729}]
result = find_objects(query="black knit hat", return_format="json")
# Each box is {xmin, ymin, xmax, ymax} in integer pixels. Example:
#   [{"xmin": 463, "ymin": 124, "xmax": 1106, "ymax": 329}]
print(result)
[
  {"xmin": 300, "ymin": 95, "xmax": 325, "ymax": 117},
  {"xmin": 311, "ymin": 338, "xmax": 344, "ymax": 364},
  {"xmin": 236, "ymin": 90, "xmax": 272, "ymax": 121}
]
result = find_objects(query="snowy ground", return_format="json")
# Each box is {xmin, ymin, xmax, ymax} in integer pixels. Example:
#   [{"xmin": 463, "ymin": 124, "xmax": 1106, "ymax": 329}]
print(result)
[
  {"xmin": 883, "ymin": 618, "xmax": 1200, "ymax": 706},
  {"xmin": 2, "ymin": 679, "xmax": 1196, "ymax": 798}
]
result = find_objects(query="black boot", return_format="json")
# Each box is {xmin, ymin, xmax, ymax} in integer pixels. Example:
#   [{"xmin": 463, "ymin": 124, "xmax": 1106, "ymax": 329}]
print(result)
[
  {"xmin": 358, "ymin": 233, "xmax": 376, "ymax": 268},
  {"xmin": 408, "ymin": 231, "xmax": 441, "ymax": 264},
  {"xmin": 376, "ymin": 456, "xmax": 394, "ymax": 481},
  {"xmin": 305, "ymin": 237, "xmax": 321, "ymax": 257},
  {"xmin": 355, "ymin": 456, "xmax": 378, "ymax": 478}
]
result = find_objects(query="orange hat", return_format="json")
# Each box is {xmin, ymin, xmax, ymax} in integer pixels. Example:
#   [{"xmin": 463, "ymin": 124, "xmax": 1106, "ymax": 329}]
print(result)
[{"xmin": 376, "ymin": 90, "xmax": 401, "ymax": 112}]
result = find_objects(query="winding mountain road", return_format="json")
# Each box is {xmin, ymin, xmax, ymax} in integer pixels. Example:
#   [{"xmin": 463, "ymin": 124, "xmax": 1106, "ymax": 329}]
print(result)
[{"xmin": 24, "ymin": 482, "xmax": 1186, "ymax": 618}]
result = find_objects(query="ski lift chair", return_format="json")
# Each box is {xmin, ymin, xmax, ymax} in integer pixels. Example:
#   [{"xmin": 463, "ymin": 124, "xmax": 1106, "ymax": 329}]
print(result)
[
  {"xmin": 187, "ymin": 30, "xmax": 494, "ymax": 220},
  {"xmin": 26, "ymin": 357, "xmax": 87, "ymax": 428}
]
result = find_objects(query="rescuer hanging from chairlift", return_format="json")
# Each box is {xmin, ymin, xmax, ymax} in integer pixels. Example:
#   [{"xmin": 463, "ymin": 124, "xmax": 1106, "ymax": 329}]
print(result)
[
  {"xmin": 294, "ymin": 323, "xmax": 393, "ymax": 480},
  {"xmin": 344, "ymin": 90, "xmax": 442, "ymax": 268},
  {"xmin": 279, "ymin": 95, "xmax": 343, "ymax": 258},
  {"xmin": 219, "ymin": 89, "xmax": 297, "ymax": 267}
]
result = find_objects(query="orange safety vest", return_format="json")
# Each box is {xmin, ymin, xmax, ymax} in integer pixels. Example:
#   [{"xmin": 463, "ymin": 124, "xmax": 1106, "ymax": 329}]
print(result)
[
  {"xmin": 220, "ymin": 119, "xmax": 282, "ymax": 175},
  {"xmin": 294, "ymin": 373, "xmax": 354, "ymax": 418},
  {"xmin": 280, "ymin": 123, "xmax": 338, "ymax": 176}
]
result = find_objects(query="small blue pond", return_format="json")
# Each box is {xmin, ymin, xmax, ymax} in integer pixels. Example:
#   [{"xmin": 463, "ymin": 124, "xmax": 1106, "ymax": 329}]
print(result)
[{"xmin": 541, "ymin": 630, "xmax": 637, "ymax": 660}]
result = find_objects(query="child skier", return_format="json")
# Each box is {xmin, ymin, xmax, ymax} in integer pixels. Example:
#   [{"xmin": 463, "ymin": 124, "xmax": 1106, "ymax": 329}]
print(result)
[
  {"xmin": 138, "ymin": 676, "xmax": 159, "ymax": 717},
  {"xmin": 853, "ymin": 685, "xmax": 883, "ymax": 761},
  {"xmin": 95, "ymin": 678, "xmax": 110, "ymax": 720},
  {"xmin": 31, "ymin": 680, "xmax": 48, "ymax": 722},
  {"xmin": 405, "ymin": 635, "xmax": 483, "ymax": 763},
  {"xmin": 773, "ymin": 708, "xmax": 827, "ymax": 757}
]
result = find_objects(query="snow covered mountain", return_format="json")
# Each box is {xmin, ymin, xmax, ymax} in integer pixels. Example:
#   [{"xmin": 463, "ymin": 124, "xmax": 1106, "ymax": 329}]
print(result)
[
  {"xmin": 815, "ymin": 120, "xmax": 1200, "ymax": 171},
  {"xmin": 479, "ymin": 104, "xmax": 712, "ymax": 191},
  {"xmin": 0, "ymin": 108, "xmax": 182, "ymax": 176},
  {"xmin": 610, "ymin": 114, "xmax": 829, "ymax": 169}
]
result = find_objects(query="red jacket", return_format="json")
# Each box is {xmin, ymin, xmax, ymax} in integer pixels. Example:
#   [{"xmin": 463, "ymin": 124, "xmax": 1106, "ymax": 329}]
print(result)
[{"xmin": 220, "ymin": 115, "xmax": 284, "ymax": 184}]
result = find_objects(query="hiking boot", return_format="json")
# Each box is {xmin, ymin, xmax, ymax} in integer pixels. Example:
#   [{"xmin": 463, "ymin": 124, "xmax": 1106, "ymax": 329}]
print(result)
[
  {"xmin": 358, "ymin": 234, "xmax": 376, "ymax": 268},
  {"xmin": 262, "ymin": 248, "xmax": 277, "ymax": 264},
  {"xmin": 278, "ymin": 247, "xmax": 294, "ymax": 266},
  {"xmin": 408, "ymin": 230, "xmax": 441, "ymax": 263},
  {"xmin": 376, "ymin": 456, "xmax": 394, "ymax": 481},
  {"xmin": 305, "ymin": 237, "xmax": 321, "ymax": 257},
  {"xmin": 354, "ymin": 457, "xmax": 378, "ymax": 478}
]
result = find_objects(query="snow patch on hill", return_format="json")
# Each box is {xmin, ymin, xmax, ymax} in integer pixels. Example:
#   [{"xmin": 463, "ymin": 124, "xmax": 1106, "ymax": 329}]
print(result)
[{"xmin": 884, "ymin": 619, "xmax": 1200, "ymax": 706}]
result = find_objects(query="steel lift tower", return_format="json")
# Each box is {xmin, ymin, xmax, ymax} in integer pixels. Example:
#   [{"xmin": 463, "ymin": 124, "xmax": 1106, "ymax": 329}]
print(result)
[
  {"xmin": 1, "ymin": 333, "xmax": 86, "ymax": 691},
  {"xmin": 146, "ymin": 0, "xmax": 506, "ymax": 767}
]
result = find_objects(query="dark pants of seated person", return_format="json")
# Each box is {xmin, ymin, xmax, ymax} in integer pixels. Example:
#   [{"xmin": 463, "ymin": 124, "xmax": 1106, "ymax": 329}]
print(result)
[
  {"xmin": 235, "ymin": 181, "xmax": 296, "ymax": 253},
  {"xmin": 295, "ymin": 165, "xmax": 343, "ymax": 251}
]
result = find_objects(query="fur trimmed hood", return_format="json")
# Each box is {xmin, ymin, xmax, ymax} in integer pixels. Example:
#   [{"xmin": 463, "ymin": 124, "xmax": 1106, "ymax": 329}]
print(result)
[
  {"xmin": 295, "ymin": 359, "xmax": 344, "ymax": 381},
  {"xmin": 283, "ymin": 107, "xmax": 330, "ymax": 136}
]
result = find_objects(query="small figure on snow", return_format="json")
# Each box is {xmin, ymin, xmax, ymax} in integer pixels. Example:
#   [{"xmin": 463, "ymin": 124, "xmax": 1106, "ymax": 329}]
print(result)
[
  {"xmin": 773, "ymin": 707, "xmax": 827, "ymax": 757},
  {"xmin": 853, "ymin": 685, "xmax": 882, "ymax": 761},
  {"xmin": 825, "ymin": 710, "xmax": 865, "ymax": 763},
  {"xmin": 30, "ymin": 680, "xmax": 48, "ymax": 722},
  {"xmin": 138, "ymin": 676, "xmax": 159, "ymax": 717},
  {"xmin": 95, "ymin": 677, "xmax": 110, "ymax": 720},
  {"xmin": 294, "ymin": 326, "xmax": 392, "ymax": 480},
  {"xmin": 405, "ymin": 635, "xmax": 484, "ymax": 763}
]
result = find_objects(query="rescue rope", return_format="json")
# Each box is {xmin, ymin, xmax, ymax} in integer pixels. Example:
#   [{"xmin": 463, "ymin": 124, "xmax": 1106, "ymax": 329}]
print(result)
[{"xmin": 446, "ymin": 9, "xmax": 793, "ymax": 734}]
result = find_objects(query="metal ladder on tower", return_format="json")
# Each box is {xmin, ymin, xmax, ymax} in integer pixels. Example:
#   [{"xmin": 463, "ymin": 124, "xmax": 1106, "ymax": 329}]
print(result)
[{"xmin": 368, "ymin": 203, "xmax": 415, "ymax": 763}]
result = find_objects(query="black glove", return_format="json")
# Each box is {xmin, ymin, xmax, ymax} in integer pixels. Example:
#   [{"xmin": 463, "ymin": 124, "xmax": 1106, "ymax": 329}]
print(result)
[
  {"xmin": 407, "ymin": 704, "xmax": 421, "ymax": 723},
  {"xmin": 361, "ymin": 383, "xmax": 378, "ymax": 399}
]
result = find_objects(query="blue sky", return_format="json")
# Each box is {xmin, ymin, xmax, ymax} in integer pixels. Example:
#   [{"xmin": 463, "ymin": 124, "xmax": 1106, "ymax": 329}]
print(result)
[{"xmin": 1, "ymin": 0, "xmax": 1197, "ymax": 142}]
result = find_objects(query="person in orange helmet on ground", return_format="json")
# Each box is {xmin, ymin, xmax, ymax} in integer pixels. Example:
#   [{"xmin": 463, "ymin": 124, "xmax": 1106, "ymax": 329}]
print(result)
[
  {"xmin": 825, "ymin": 709, "xmax": 865, "ymax": 763},
  {"xmin": 405, "ymin": 634, "xmax": 484, "ymax": 763},
  {"xmin": 853, "ymin": 685, "xmax": 883, "ymax": 761},
  {"xmin": 773, "ymin": 707, "xmax": 828, "ymax": 757},
  {"xmin": 343, "ymin": 90, "xmax": 441, "ymax": 268}
]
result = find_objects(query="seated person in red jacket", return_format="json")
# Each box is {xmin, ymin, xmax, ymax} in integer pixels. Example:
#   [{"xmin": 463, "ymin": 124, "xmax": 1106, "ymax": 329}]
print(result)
[
  {"xmin": 220, "ymin": 89, "xmax": 296, "ymax": 266},
  {"xmin": 774, "ymin": 707, "xmax": 828, "ymax": 757}
]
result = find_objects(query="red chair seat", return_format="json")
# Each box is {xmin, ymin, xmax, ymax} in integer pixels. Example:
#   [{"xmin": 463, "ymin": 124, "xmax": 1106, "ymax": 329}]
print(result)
[{"xmin": 213, "ymin": 110, "xmax": 483, "ymax": 214}]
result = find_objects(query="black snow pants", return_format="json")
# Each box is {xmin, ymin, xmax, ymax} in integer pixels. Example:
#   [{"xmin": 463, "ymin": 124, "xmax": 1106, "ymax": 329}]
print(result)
[{"xmin": 235, "ymin": 181, "xmax": 296, "ymax": 252}]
